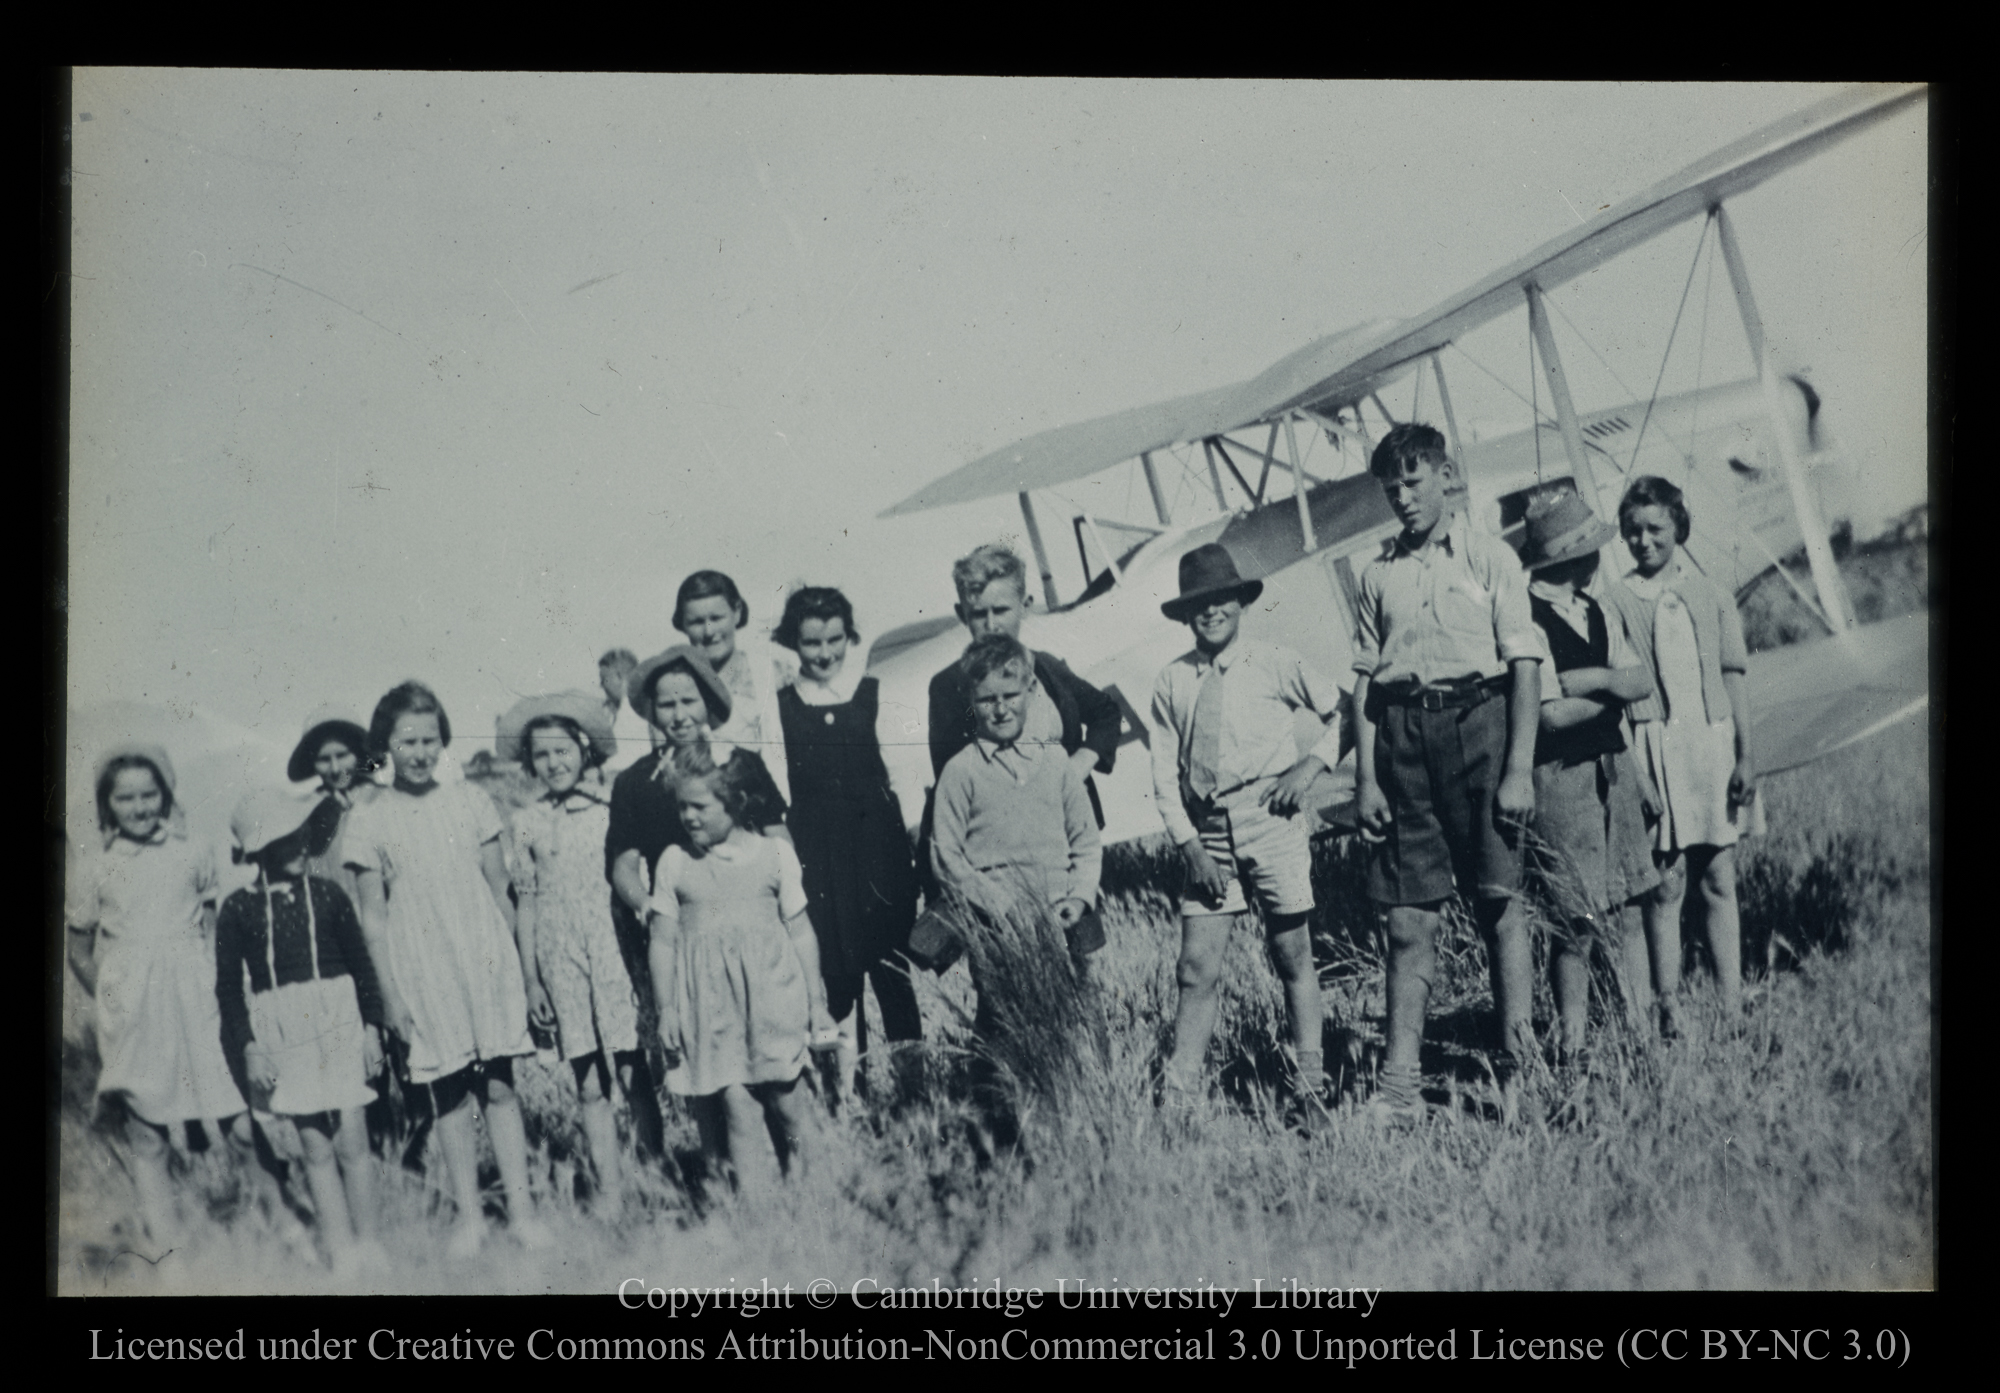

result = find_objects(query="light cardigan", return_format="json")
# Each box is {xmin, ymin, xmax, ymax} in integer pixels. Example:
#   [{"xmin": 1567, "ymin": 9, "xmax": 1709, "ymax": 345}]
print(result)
[
  {"xmin": 710, "ymin": 635, "xmax": 799, "ymax": 803},
  {"xmin": 1601, "ymin": 557, "xmax": 1749, "ymax": 726}
]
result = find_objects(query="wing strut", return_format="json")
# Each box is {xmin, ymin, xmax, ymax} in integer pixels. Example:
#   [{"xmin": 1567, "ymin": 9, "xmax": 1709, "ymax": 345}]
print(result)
[
  {"xmin": 1713, "ymin": 203, "xmax": 1856, "ymax": 633},
  {"xmin": 1430, "ymin": 351, "xmax": 1466, "ymax": 463},
  {"xmin": 1140, "ymin": 451, "xmax": 1173, "ymax": 526},
  {"xmin": 1526, "ymin": 283, "xmax": 1614, "ymax": 519},
  {"xmin": 1283, "ymin": 414, "xmax": 1318, "ymax": 553},
  {"xmin": 1018, "ymin": 491, "xmax": 1061, "ymax": 610}
]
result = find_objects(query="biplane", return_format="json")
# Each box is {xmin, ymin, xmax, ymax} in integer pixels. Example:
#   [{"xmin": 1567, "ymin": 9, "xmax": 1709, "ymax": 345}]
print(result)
[{"xmin": 865, "ymin": 83, "xmax": 1931, "ymax": 844}]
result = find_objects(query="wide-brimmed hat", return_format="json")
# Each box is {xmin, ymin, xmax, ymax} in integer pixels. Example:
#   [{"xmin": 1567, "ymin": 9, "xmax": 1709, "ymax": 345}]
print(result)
[
  {"xmin": 627, "ymin": 645, "xmax": 732, "ymax": 732},
  {"xmin": 287, "ymin": 706, "xmax": 372, "ymax": 784},
  {"xmin": 496, "ymin": 690, "xmax": 619, "ymax": 766},
  {"xmin": 93, "ymin": 741, "xmax": 178, "ymax": 795},
  {"xmin": 1515, "ymin": 489, "xmax": 1618, "ymax": 571},
  {"xmin": 1161, "ymin": 543, "xmax": 1264, "ymax": 621},
  {"xmin": 231, "ymin": 784, "xmax": 323, "ymax": 859}
]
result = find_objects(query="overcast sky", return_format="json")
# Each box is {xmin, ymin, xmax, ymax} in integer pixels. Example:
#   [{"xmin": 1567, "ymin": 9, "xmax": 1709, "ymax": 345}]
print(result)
[{"xmin": 67, "ymin": 74, "xmax": 1927, "ymax": 755}]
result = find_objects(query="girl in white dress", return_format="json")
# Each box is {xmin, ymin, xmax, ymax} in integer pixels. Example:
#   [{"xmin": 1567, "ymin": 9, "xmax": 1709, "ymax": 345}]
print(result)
[
  {"xmin": 66, "ymin": 744, "xmax": 249, "ymax": 1247},
  {"xmin": 343, "ymin": 682, "xmax": 546, "ymax": 1256},
  {"xmin": 1607, "ymin": 477, "xmax": 1764, "ymax": 1028}
]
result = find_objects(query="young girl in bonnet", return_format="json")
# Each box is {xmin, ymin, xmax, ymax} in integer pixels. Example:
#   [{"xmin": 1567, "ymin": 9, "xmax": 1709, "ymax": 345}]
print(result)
[{"xmin": 66, "ymin": 744, "xmax": 249, "ymax": 1246}]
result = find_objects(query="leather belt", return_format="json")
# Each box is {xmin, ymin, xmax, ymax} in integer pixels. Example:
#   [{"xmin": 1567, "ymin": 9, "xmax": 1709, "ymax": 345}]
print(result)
[{"xmin": 1378, "ymin": 676, "xmax": 1506, "ymax": 712}]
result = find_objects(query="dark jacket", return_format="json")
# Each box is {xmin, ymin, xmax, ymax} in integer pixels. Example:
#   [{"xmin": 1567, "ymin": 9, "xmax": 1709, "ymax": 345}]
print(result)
[{"xmin": 925, "ymin": 648, "xmax": 1120, "ymax": 834}]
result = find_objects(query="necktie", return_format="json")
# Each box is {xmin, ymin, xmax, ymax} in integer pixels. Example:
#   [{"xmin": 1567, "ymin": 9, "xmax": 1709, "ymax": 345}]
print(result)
[{"xmin": 1188, "ymin": 664, "xmax": 1226, "ymax": 800}]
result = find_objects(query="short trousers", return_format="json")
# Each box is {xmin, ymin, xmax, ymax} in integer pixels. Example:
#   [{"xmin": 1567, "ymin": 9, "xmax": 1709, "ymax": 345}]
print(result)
[
  {"xmin": 1181, "ymin": 793, "xmax": 1315, "ymax": 921},
  {"xmin": 1529, "ymin": 749, "xmax": 1662, "ymax": 921},
  {"xmin": 1367, "ymin": 691, "xmax": 1525, "ymax": 906}
]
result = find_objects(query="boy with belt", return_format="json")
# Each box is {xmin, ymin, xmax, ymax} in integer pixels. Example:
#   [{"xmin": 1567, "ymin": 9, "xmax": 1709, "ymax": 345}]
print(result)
[
  {"xmin": 1150, "ymin": 543, "xmax": 1346, "ymax": 1113},
  {"xmin": 1352, "ymin": 423, "xmax": 1545, "ymax": 1116}
]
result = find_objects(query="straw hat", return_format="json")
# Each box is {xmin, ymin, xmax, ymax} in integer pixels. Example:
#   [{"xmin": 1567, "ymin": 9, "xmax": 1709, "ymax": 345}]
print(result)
[
  {"xmin": 626, "ymin": 645, "xmax": 731, "ymax": 732},
  {"xmin": 287, "ymin": 706, "xmax": 372, "ymax": 784},
  {"xmin": 93, "ymin": 741, "xmax": 178, "ymax": 795},
  {"xmin": 1161, "ymin": 543, "xmax": 1264, "ymax": 621},
  {"xmin": 1515, "ymin": 489, "xmax": 1618, "ymax": 572},
  {"xmin": 496, "ymin": 690, "xmax": 619, "ymax": 766},
  {"xmin": 230, "ymin": 784, "xmax": 323, "ymax": 859}
]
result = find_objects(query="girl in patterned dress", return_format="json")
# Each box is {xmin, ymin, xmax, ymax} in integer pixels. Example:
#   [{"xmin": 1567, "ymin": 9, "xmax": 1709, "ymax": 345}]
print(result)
[
  {"xmin": 1605, "ymin": 477, "xmax": 1765, "ymax": 1028},
  {"xmin": 500, "ymin": 691, "xmax": 664, "ymax": 1211},
  {"xmin": 646, "ymin": 745, "xmax": 835, "ymax": 1194},
  {"xmin": 66, "ymin": 744, "xmax": 250, "ymax": 1247},
  {"xmin": 343, "ymin": 682, "xmax": 546, "ymax": 1256}
]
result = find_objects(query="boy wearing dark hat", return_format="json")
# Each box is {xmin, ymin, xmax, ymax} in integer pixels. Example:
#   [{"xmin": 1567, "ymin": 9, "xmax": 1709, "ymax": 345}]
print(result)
[
  {"xmin": 1517, "ymin": 488, "xmax": 1659, "ymax": 1063},
  {"xmin": 1352, "ymin": 423, "xmax": 1545, "ymax": 1117},
  {"xmin": 1150, "ymin": 542, "xmax": 1346, "ymax": 1110}
]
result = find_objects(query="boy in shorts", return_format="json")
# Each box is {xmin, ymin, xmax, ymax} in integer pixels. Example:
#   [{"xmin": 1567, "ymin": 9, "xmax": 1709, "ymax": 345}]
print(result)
[
  {"xmin": 1352, "ymin": 423, "xmax": 1544, "ymax": 1115},
  {"xmin": 1150, "ymin": 543, "xmax": 1346, "ymax": 1109},
  {"xmin": 1516, "ymin": 487, "xmax": 1659, "ymax": 1063}
]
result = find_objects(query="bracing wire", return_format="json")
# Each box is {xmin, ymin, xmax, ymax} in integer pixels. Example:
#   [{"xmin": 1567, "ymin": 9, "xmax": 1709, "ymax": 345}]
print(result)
[
  {"xmin": 1625, "ymin": 211, "xmax": 1714, "ymax": 474},
  {"xmin": 1447, "ymin": 342, "xmax": 1561, "ymax": 429}
]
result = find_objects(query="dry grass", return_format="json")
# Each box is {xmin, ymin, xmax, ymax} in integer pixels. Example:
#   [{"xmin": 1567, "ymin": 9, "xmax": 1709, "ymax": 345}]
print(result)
[{"xmin": 53, "ymin": 722, "xmax": 1932, "ymax": 1294}]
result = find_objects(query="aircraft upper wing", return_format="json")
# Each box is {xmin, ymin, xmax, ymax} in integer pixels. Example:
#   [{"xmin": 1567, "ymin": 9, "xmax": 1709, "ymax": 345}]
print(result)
[{"xmin": 882, "ymin": 83, "xmax": 1925, "ymax": 520}]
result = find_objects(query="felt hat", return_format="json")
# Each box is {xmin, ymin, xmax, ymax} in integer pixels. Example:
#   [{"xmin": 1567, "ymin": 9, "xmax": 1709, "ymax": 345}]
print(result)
[
  {"xmin": 1161, "ymin": 543, "xmax": 1264, "ymax": 621},
  {"xmin": 94, "ymin": 742, "xmax": 178, "ymax": 795},
  {"xmin": 287, "ymin": 707, "xmax": 372, "ymax": 784},
  {"xmin": 1515, "ymin": 488, "xmax": 1618, "ymax": 571},
  {"xmin": 496, "ymin": 690, "xmax": 619, "ymax": 766},
  {"xmin": 627, "ymin": 645, "xmax": 732, "ymax": 732},
  {"xmin": 230, "ymin": 784, "xmax": 323, "ymax": 859}
]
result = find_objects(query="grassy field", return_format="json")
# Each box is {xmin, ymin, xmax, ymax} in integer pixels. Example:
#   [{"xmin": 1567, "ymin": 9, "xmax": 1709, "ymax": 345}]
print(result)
[{"xmin": 54, "ymin": 715, "xmax": 1932, "ymax": 1296}]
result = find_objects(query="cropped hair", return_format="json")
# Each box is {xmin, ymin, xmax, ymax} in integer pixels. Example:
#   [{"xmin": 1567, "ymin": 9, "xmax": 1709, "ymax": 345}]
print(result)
[
  {"xmin": 1368, "ymin": 422, "xmax": 1452, "ymax": 479},
  {"xmin": 521, "ymin": 713, "xmax": 608, "ymax": 770},
  {"xmin": 1619, "ymin": 475, "xmax": 1692, "ymax": 544},
  {"xmin": 773, "ymin": 586, "xmax": 859, "ymax": 652},
  {"xmin": 673, "ymin": 570, "xmax": 750, "ymax": 632},
  {"xmin": 368, "ymin": 680, "xmax": 452, "ymax": 755},
  {"xmin": 95, "ymin": 755, "xmax": 175, "ymax": 834},
  {"xmin": 958, "ymin": 633, "xmax": 1034, "ymax": 690},
  {"xmin": 597, "ymin": 647, "xmax": 639, "ymax": 675},
  {"xmin": 667, "ymin": 742, "xmax": 760, "ymax": 826},
  {"xmin": 951, "ymin": 544, "xmax": 1028, "ymax": 602}
]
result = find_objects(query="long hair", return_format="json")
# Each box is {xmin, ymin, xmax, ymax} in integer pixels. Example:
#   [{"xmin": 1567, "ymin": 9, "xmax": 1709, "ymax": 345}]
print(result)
[
  {"xmin": 673, "ymin": 570, "xmax": 749, "ymax": 632},
  {"xmin": 368, "ymin": 680, "xmax": 452, "ymax": 756},
  {"xmin": 772, "ymin": 585, "xmax": 859, "ymax": 651},
  {"xmin": 95, "ymin": 755, "xmax": 174, "ymax": 834}
]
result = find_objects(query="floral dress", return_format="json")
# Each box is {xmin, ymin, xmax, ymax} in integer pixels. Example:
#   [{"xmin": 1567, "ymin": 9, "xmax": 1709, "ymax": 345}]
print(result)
[
  {"xmin": 341, "ymin": 782, "xmax": 534, "ymax": 1084},
  {"xmin": 652, "ymin": 835, "xmax": 810, "ymax": 1096},
  {"xmin": 512, "ymin": 790, "xmax": 641, "ymax": 1061}
]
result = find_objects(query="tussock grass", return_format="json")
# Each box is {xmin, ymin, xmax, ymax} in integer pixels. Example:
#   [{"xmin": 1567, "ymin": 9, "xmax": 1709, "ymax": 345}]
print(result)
[{"xmin": 54, "ymin": 725, "xmax": 1932, "ymax": 1293}]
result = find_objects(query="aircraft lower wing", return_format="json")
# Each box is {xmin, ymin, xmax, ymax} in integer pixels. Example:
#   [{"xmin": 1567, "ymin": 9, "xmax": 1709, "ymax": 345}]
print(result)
[{"xmin": 1743, "ymin": 611, "xmax": 1930, "ymax": 775}]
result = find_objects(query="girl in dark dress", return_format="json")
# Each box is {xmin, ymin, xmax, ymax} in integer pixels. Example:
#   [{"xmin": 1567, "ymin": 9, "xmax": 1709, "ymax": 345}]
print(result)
[{"xmin": 774, "ymin": 588, "xmax": 922, "ymax": 1106}]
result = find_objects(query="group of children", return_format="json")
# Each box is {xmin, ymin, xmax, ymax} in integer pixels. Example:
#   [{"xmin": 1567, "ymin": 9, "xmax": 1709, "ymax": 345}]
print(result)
[{"xmin": 66, "ymin": 421, "xmax": 1763, "ymax": 1267}]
